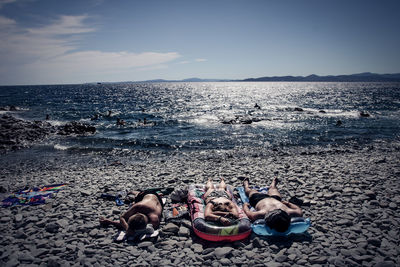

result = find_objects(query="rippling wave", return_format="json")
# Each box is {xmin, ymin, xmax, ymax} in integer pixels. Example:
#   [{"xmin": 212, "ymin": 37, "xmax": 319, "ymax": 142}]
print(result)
[{"xmin": 1, "ymin": 82, "xmax": 400, "ymax": 153}]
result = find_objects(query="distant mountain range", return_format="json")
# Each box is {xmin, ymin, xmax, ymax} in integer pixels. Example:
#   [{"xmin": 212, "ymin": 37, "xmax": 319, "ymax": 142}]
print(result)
[
  {"xmin": 137, "ymin": 72, "xmax": 400, "ymax": 83},
  {"xmin": 140, "ymin": 78, "xmax": 230, "ymax": 83},
  {"xmin": 241, "ymin": 72, "xmax": 400, "ymax": 82}
]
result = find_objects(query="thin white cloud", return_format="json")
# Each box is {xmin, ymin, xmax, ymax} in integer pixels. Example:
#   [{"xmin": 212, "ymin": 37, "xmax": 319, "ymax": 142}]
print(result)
[
  {"xmin": 177, "ymin": 59, "xmax": 206, "ymax": 65},
  {"xmin": 0, "ymin": 15, "xmax": 16, "ymax": 26},
  {"xmin": 30, "ymin": 51, "xmax": 181, "ymax": 73},
  {"xmin": 28, "ymin": 15, "xmax": 96, "ymax": 35},
  {"xmin": 0, "ymin": 14, "xmax": 182, "ymax": 84}
]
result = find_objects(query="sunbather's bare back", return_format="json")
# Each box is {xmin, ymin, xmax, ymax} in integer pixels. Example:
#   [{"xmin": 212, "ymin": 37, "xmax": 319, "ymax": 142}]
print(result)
[{"xmin": 124, "ymin": 194, "xmax": 162, "ymax": 228}]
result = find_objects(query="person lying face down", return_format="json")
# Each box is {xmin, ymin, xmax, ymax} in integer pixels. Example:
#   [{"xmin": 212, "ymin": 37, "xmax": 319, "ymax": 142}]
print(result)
[
  {"xmin": 99, "ymin": 190, "xmax": 163, "ymax": 237},
  {"xmin": 203, "ymin": 178, "xmax": 239, "ymax": 226},
  {"xmin": 242, "ymin": 177, "xmax": 303, "ymax": 233}
]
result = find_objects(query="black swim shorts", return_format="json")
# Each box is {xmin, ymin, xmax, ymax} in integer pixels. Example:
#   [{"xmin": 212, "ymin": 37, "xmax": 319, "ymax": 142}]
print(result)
[{"xmin": 249, "ymin": 193, "xmax": 282, "ymax": 208}]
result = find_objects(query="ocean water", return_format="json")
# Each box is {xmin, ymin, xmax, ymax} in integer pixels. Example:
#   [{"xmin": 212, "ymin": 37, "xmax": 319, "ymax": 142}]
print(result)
[{"xmin": 1, "ymin": 82, "xmax": 400, "ymax": 156}]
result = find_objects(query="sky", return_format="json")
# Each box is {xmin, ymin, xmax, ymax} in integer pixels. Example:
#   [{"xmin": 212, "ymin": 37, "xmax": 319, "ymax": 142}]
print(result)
[{"xmin": 0, "ymin": 0, "xmax": 399, "ymax": 85}]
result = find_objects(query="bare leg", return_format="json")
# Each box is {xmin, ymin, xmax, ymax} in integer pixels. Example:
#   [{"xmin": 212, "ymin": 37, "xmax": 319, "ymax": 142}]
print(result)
[
  {"xmin": 203, "ymin": 179, "xmax": 215, "ymax": 200},
  {"xmin": 205, "ymin": 178, "xmax": 215, "ymax": 191},
  {"xmin": 243, "ymin": 178, "xmax": 258, "ymax": 197},
  {"xmin": 267, "ymin": 177, "xmax": 282, "ymax": 199},
  {"xmin": 218, "ymin": 177, "xmax": 227, "ymax": 190}
]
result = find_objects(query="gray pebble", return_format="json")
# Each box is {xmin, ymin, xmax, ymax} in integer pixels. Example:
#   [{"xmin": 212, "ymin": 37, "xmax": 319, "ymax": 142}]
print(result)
[
  {"xmin": 14, "ymin": 214, "xmax": 23, "ymax": 223},
  {"xmin": 112, "ymin": 209, "xmax": 120, "ymax": 215},
  {"xmin": 214, "ymin": 247, "xmax": 233, "ymax": 259},
  {"xmin": 191, "ymin": 244, "xmax": 203, "ymax": 254},
  {"xmin": 275, "ymin": 255, "xmax": 288, "ymax": 262},
  {"xmin": 219, "ymin": 258, "xmax": 231, "ymax": 265},
  {"xmin": 178, "ymin": 226, "xmax": 190, "ymax": 237},
  {"xmin": 47, "ymin": 256, "xmax": 62, "ymax": 267},
  {"xmin": 374, "ymin": 261, "xmax": 396, "ymax": 267},
  {"xmin": 57, "ymin": 219, "xmax": 69, "ymax": 228},
  {"xmin": 368, "ymin": 238, "xmax": 381, "ymax": 247},
  {"xmin": 162, "ymin": 223, "xmax": 180, "ymax": 233},
  {"xmin": 45, "ymin": 222, "xmax": 59, "ymax": 233},
  {"xmin": 328, "ymin": 257, "xmax": 346, "ymax": 267},
  {"xmin": 252, "ymin": 237, "xmax": 263, "ymax": 248},
  {"xmin": 18, "ymin": 251, "xmax": 35, "ymax": 262},
  {"xmin": 138, "ymin": 241, "xmax": 153, "ymax": 249},
  {"xmin": 336, "ymin": 219, "xmax": 353, "ymax": 226},
  {"xmin": 244, "ymin": 250, "xmax": 256, "ymax": 258},
  {"xmin": 202, "ymin": 248, "xmax": 215, "ymax": 255}
]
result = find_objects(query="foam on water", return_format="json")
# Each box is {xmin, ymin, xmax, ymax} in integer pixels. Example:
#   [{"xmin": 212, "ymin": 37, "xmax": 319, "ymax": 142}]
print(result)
[
  {"xmin": 1, "ymin": 82, "xmax": 399, "ymax": 153},
  {"xmin": 54, "ymin": 144, "xmax": 69, "ymax": 151}
]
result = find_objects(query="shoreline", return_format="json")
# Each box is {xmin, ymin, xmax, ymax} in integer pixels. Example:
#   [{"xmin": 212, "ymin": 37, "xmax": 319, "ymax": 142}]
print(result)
[{"xmin": 0, "ymin": 141, "xmax": 399, "ymax": 266}]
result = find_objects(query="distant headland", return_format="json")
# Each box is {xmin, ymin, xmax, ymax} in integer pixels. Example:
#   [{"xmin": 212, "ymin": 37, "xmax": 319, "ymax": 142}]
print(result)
[
  {"xmin": 132, "ymin": 72, "xmax": 400, "ymax": 83},
  {"xmin": 241, "ymin": 72, "xmax": 400, "ymax": 82}
]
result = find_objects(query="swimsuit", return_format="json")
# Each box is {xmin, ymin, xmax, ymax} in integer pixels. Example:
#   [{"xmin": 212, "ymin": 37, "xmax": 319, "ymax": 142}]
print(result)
[
  {"xmin": 204, "ymin": 190, "xmax": 231, "ymax": 203},
  {"xmin": 249, "ymin": 193, "xmax": 282, "ymax": 208}
]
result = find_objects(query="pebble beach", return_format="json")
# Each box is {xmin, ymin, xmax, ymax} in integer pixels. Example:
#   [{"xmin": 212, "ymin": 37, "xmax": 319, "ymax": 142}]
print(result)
[
  {"xmin": 1, "ymin": 0, "xmax": 400, "ymax": 265},
  {"xmin": 1, "ymin": 141, "xmax": 399, "ymax": 267}
]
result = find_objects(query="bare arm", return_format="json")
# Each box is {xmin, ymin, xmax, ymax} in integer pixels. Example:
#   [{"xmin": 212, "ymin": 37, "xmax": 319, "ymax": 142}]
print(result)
[
  {"xmin": 147, "ymin": 214, "xmax": 160, "ymax": 229},
  {"xmin": 204, "ymin": 203, "xmax": 232, "ymax": 226},
  {"xmin": 243, "ymin": 203, "xmax": 264, "ymax": 221},
  {"xmin": 282, "ymin": 201, "xmax": 303, "ymax": 217},
  {"xmin": 119, "ymin": 216, "xmax": 128, "ymax": 231},
  {"xmin": 212, "ymin": 210, "xmax": 231, "ymax": 216},
  {"xmin": 121, "ymin": 203, "xmax": 139, "ymax": 220},
  {"xmin": 204, "ymin": 203, "xmax": 220, "ymax": 222},
  {"xmin": 229, "ymin": 202, "xmax": 239, "ymax": 218},
  {"xmin": 120, "ymin": 203, "xmax": 142, "ymax": 230}
]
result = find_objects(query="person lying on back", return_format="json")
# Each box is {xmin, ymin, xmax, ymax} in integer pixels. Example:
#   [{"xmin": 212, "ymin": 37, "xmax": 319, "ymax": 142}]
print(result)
[
  {"xmin": 242, "ymin": 177, "xmax": 302, "ymax": 232},
  {"xmin": 203, "ymin": 178, "xmax": 239, "ymax": 226}
]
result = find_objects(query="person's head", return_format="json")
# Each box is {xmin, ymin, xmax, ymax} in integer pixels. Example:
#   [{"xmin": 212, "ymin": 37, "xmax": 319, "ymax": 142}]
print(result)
[
  {"xmin": 126, "ymin": 213, "xmax": 148, "ymax": 236},
  {"xmin": 212, "ymin": 200, "xmax": 232, "ymax": 212},
  {"xmin": 264, "ymin": 209, "xmax": 291, "ymax": 233}
]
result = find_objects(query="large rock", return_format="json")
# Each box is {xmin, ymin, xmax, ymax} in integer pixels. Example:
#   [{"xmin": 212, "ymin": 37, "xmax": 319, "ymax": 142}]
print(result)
[
  {"xmin": 0, "ymin": 115, "xmax": 54, "ymax": 150},
  {"xmin": 0, "ymin": 115, "xmax": 95, "ymax": 150},
  {"xmin": 57, "ymin": 122, "xmax": 96, "ymax": 135}
]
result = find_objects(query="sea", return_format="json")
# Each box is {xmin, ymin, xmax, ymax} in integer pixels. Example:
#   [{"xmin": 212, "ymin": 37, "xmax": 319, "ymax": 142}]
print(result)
[{"xmin": 1, "ymin": 82, "xmax": 400, "ymax": 165}]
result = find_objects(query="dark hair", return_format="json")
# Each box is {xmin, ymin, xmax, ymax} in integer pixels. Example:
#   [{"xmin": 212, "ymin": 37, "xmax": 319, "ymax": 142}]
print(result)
[
  {"xmin": 128, "ymin": 213, "xmax": 147, "ymax": 230},
  {"xmin": 264, "ymin": 209, "xmax": 291, "ymax": 232}
]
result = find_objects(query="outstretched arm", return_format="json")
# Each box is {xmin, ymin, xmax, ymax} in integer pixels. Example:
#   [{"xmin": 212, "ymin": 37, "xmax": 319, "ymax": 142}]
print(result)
[{"xmin": 99, "ymin": 217, "xmax": 125, "ymax": 230}]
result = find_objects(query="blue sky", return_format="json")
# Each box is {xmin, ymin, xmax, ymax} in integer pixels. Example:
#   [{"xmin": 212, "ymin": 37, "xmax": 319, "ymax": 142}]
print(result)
[{"xmin": 0, "ymin": 0, "xmax": 399, "ymax": 85}]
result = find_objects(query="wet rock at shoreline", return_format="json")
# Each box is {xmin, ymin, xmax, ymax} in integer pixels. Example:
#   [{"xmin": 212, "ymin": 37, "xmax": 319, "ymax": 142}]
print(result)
[
  {"xmin": 0, "ymin": 115, "xmax": 95, "ymax": 151},
  {"xmin": 0, "ymin": 115, "xmax": 55, "ymax": 150},
  {"xmin": 57, "ymin": 121, "xmax": 96, "ymax": 135}
]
